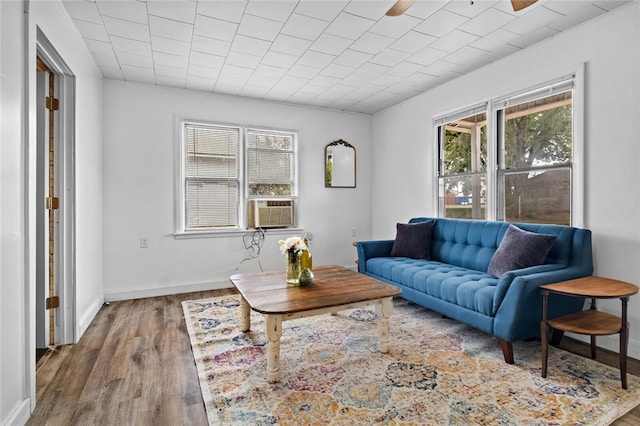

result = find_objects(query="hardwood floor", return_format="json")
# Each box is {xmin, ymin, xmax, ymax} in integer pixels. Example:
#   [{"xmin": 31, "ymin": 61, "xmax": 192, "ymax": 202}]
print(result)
[{"xmin": 29, "ymin": 289, "xmax": 640, "ymax": 425}]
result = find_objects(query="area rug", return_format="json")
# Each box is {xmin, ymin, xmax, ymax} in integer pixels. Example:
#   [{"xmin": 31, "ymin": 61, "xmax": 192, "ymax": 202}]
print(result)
[{"xmin": 182, "ymin": 295, "xmax": 640, "ymax": 425}]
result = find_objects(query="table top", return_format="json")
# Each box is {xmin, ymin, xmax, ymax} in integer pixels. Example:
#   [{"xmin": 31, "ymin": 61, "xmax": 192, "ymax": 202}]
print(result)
[
  {"xmin": 230, "ymin": 265, "xmax": 401, "ymax": 315},
  {"xmin": 540, "ymin": 276, "xmax": 639, "ymax": 299}
]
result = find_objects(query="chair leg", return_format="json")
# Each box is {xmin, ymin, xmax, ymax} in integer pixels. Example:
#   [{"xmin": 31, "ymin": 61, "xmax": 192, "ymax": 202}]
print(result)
[{"xmin": 498, "ymin": 339, "xmax": 514, "ymax": 364}]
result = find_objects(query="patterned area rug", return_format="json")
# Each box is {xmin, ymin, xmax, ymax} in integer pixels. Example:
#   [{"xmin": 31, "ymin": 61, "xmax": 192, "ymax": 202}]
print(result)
[{"xmin": 182, "ymin": 295, "xmax": 640, "ymax": 425}]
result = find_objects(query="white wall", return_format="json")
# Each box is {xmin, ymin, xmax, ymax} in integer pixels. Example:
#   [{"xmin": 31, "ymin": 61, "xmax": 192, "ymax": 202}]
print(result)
[
  {"xmin": 1, "ymin": 0, "xmax": 104, "ymax": 423},
  {"xmin": 102, "ymin": 81, "xmax": 372, "ymax": 300},
  {"xmin": 372, "ymin": 2, "xmax": 640, "ymax": 358}
]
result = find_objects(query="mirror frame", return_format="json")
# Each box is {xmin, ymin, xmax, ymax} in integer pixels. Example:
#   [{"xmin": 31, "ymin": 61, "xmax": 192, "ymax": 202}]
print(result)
[{"xmin": 325, "ymin": 139, "xmax": 356, "ymax": 188}]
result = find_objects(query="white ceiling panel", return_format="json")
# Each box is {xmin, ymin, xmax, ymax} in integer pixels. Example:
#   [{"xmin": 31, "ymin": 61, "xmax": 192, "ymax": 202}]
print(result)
[{"xmin": 61, "ymin": 0, "xmax": 634, "ymax": 114}]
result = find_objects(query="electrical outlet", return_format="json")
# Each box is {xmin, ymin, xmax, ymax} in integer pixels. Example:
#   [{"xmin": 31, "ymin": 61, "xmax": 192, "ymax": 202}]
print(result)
[{"xmin": 140, "ymin": 238, "xmax": 148, "ymax": 248}]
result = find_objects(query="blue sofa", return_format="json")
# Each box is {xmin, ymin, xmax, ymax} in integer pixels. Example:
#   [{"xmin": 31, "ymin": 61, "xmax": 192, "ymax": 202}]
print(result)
[{"xmin": 356, "ymin": 217, "xmax": 593, "ymax": 364}]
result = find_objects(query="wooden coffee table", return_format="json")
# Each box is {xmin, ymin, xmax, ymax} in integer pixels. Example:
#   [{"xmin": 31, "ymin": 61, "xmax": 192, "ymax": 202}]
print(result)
[{"xmin": 229, "ymin": 265, "xmax": 402, "ymax": 382}]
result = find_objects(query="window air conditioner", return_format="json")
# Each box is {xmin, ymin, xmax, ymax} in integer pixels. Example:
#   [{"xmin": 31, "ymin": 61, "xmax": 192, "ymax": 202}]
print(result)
[{"xmin": 248, "ymin": 199, "xmax": 294, "ymax": 228}]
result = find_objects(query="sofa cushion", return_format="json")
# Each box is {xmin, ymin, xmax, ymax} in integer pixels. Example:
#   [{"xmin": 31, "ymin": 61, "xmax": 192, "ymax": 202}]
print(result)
[
  {"xmin": 390, "ymin": 220, "xmax": 435, "ymax": 260},
  {"xmin": 487, "ymin": 224, "xmax": 556, "ymax": 278}
]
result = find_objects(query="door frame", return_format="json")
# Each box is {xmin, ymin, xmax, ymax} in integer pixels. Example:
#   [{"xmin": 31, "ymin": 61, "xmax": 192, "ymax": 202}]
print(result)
[{"xmin": 28, "ymin": 28, "xmax": 76, "ymax": 407}]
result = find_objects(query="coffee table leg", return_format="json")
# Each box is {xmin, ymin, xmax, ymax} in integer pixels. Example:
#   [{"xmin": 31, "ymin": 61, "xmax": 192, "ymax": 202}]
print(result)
[
  {"xmin": 266, "ymin": 314, "xmax": 282, "ymax": 383},
  {"xmin": 379, "ymin": 297, "xmax": 392, "ymax": 353},
  {"xmin": 240, "ymin": 296, "xmax": 250, "ymax": 332}
]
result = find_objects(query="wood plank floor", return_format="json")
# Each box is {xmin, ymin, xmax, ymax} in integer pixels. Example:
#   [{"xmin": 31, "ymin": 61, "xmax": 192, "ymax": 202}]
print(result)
[{"xmin": 28, "ymin": 289, "xmax": 640, "ymax": 425}]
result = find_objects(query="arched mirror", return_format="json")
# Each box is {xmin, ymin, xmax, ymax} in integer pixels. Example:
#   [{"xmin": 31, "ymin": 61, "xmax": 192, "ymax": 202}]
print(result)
[{"xmin": 325, "ymin": 139, "xmax": 356, "ymax": 188}]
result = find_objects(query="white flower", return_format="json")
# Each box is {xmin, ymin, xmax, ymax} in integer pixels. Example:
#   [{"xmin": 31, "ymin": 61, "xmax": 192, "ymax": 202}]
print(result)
[{"xmin": 279, "ymin": 236, "xmax": 307, "ymax": 255}]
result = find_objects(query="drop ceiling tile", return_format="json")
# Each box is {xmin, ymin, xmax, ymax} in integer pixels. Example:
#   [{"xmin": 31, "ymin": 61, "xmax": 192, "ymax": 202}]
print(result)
[
  {"xmin": 443, "ymin": 0, "xmax": 497, "ymax": 18},
  {"xmin": 230, "ymin": 35, "xmax": 271, "ymax": 57},
  {"xmin": 353, "ymin": 62, "xmax": 389, "ymax": 78},
  {"xmin": 343, "ymin": 1, "xmax": 392, "ymax": 20},
  {"xmin": 149, "ymin": 16, "xmax": 193, "ymax": 42},
  {"xmin": 340, "ymin": 73, "xmax": 374, "ymax": 88},
  {"xmin": 421, "ymin": 59, "xmax": 462, "ymax": 77},
  {"xmin": 281, "ymin": 13, "xmax": 330, "ymax": 41},
  {"xmin": 92, "ymin": 53, "xmax": 120, "ymax": 68},
  {"xmin": 503, "ymin": 6, "xmax": 563, "ymax": 35},
  {"xmin": 309, "ymin": 74, "xmax": 342, "ymax": 88},
  {"xmin": 297, "ymin": 50, "xmax": 335, "ymax": 68},
  {"xmin": 390, "ymin": 30, "xmax": 437, "ymax": 53},
  {"xmin": 63, "ymin": 0, "xmax": 102, "ymax": 24},
  {"xmin": 117, "ymin": 52, "xmax": 154, "ymax": 68},
  {"xmin": 274, "ymin": 75, "xmax": 308, "ymax": 91},
  {"xmin": 444, "ymin": 46, "xmax": 490, "ymax": 66},
  {"xmin": 370, "ymin": 49, "xmax": 411, "ymax": 67},
  {"xmin": 253, "ymin": 64, "xmax": 288, "ymax": 79},
  {"xmin": 310, "ymin": 33, "xmax": 353, "ymax": 55},
  {"xmin": 151, "ymin": 36, "xmax": 190, "ymax": 57},
  {"xmin": 188, "ymin": 64, "xmax": 221, "ymax": 79},
  {"xmin": 413, "ymin": 9, "xmax": 469, "ymax": 38},
  {"xmin": 155, "ymin": 64, "xmax": 188, "ymax": 79},
  {"xmin": 271, "ymin": 34, "xmax": 313, "ymax": 56},
  {"xmin": 226, "ymin": 51, "xmax": 262, "ymax": 69},
  {"xmin": 73, "ymin": 20, "xmax": 110, "ymax": 42},
  {"xmin": 192, "ymin": 35, "xmax": 231, "ymax": 57},
  {"xmin": 592, "ymin": 0, "xmax": 634, "ymax": 12},
  {"xmin": 387, "ymin": 61, "xmax": 424, "ymax": 78},
  {"xmin": 404, "ymin": 0, "xmax": 448, "ymax": 19},
  {"xmin": 246, "ymin": 74, "xmax": 280, "ymax": 88},
  {"xmin": 96, "ymin": 0, "xmax": 148, "ymax": 24},
  {"xmin": 103, "ymin": 16, "xmax": 150, "ymax": 42},
  {"xmin": 430, "ymin": 29, "xmax": 479, "ymax": 52},
  {"xmin": 333, "ymin": 49, "xmax": 374, "ymax": 68},
  {"xmin": 325, "ymin": 12, "xmax": 375, "ymax": 40},
  {"xmin": 147, "ymin": 1, "xmax": 196, "ymax": 24},
  {"xmin": 288, "ymin": 91, "xmax": 320, "ymax": 103},
  {"xmin": 406, "ymin": 45, "xmax": 450, "ymax": 66},
  {"xmin": 190, "ymin": 51, "xmax": 226, "ymax": 69},
  {"xmin": 470, "ymin": 28, "xmax": 520, "ymax": 51},
  {"xmin": 320, "ymin": 63, "xmax": 355, "ymax": 79},
  {"xmin": 220, "ymin": 64, "xmax": 254, "ymax": 80},
  {"xmin": 154, "ymin": 51, "xmax": 190, "ymax": 68},
  {"xmin": 460, "ymin": 7, "xmax": 516, "ymax": 37},
  {"xmin": 287, "ymin": 63, "xmax": 322, "ymax": 79},
  {"xmin": 238, "ymin": 13, "xmax": 285, "ymax": 41},
  {"xmin": 196, "ymin": 1, "xmax": 246, "ymax": 23},
  {"xmin": 262, "ymin": 51, "xmax": 299, "ymax": 68},
  {"xmin": 110, "ymin": 36, "xmax": 152, "ymax": 57},
  {"xmin": 369, "ymin": 14, "xmax": 422, "ymax": 39},
  {"xmin": 84, "ymin": 39, "xmax": 115, "ymax": 56},
  {"xmin": 241, "ymin": 85, "xmax": 272, "ymax": 98},
  {"xmin": 215, "ymin": 83, "xmax": 243, "ymax": 96},
  {"xmin": 245, "ymin": 1, "xmax": 297, "ymax": 23},
  {"xmin": 194, "ymin": 14, "xmax": 238, "ymax": 42},
  {"xmin": 350, "ymin": 32, "xmax": 395, "ymax": 55},
  {"xmin": 297, "ymin": 84, "xmax": 329, "ymax": 95},
  {"xmin": 294, "ymin": 1, "xmax": 347, "ymax": 22}
]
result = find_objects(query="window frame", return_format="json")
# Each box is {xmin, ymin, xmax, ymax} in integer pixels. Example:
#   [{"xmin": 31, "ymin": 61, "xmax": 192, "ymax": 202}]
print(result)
[
  {"xmin": 434, "ymin": 67, "xmax": 584, "ymax": 227},
  {"xmin": 175, "ymin": 118, "xmax": 299, "ymax": 237}
]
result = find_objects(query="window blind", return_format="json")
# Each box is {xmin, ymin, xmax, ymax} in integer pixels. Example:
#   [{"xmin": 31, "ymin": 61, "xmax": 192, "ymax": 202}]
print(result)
[{"xmin": 246, "ymin": 128, "xmax": 296, "ymax": 197}]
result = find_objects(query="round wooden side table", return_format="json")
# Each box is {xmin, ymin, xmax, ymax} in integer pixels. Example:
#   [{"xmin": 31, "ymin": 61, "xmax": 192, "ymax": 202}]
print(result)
[{"xmin": 540, "ymin": 276, "xmax": 638, "ymax": 389}]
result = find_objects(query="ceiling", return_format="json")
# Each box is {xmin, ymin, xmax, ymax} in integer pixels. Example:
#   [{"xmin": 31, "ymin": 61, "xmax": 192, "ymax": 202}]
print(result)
[{"xmin": 61, "ymin": 0, "xmax": 632, "ymax": 114}]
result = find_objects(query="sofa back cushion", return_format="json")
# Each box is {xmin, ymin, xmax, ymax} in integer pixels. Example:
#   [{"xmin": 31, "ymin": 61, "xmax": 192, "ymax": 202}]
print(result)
[{"xmin": 409, "ymin": 218, "xmax": 575, "ymax": 273}]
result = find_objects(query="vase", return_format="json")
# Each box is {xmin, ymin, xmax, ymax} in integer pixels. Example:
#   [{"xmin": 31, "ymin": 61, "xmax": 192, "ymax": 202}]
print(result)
[{"xmin": 286, "ymin": 251, "xmax": 302, "ymax": 284}]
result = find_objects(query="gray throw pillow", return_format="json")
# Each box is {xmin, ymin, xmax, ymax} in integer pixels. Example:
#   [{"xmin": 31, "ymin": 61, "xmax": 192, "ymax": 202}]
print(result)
[
  {"xmin": 487, "ymin": 225, "xmax": 556, "ymax": 278},
  {"xmin": 390, "ymin": 220, "xmax": 435, "ymax": 260}
]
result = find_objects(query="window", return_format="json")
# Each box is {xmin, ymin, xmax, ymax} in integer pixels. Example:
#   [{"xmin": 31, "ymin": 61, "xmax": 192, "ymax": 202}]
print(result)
[
  {"xmin": 180, "ymin": 121, "xmax": 297, "ymax": 232},
  {"xmin": 436, "ymin": 76, "xmax": 578, "ymax": 226}
]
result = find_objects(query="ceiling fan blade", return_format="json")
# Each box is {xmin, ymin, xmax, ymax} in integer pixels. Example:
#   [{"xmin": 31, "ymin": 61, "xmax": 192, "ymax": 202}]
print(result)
[
  {"xmin": 386, "ymin": 0, "xmax": 416, "ymax": 16},
  {"xmin": 511, "ymin": 0, "xmax": 538, "ymax": 11}
]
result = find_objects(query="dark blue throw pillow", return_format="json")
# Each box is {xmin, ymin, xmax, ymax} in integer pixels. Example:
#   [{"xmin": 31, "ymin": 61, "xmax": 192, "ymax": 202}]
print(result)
[
  {"xmin": 390, "ymin": 220, "xmax": 435, "ymax": 260},
  {"xmin": 488, "ymin": 224, "xmax": 556, "ymax": 278}
]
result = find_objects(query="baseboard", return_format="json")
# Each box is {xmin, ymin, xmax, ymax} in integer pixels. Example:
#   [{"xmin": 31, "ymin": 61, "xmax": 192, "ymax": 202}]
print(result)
[
  {"xmin": 567, "ymin": 333, "xmax": 640, "ymax": 362},
  {"xmin": 76, "ymin": 294, "xmax": 105, "ymax": 342},
  {"xmin": 103, "ymin": 280, "xmax": 232, "ymax": 303},
  {"xmin": 4, "ymin": 398, "xmax": 31, "ymax": 426}
]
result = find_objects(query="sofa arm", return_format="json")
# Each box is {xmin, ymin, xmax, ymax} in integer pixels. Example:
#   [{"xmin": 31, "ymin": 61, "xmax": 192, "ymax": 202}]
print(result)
[
  {"xmin": 355, "ymin": 240, "xmax": 394, "ymax": 272},
  {"xmin": 493, "ymin": 266, "xmax": 589, "ymax": 341}
]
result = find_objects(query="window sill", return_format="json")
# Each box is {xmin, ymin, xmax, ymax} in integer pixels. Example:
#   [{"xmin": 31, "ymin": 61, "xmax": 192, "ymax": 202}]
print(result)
[{"xmin": 174, "ymin": 227, "xmax": 304, "ymax": 239}]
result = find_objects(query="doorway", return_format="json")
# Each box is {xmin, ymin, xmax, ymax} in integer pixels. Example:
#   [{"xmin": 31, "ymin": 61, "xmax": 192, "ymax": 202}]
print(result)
[{"xmin": 34, "ymin": 32, "xmax": 76, "ymax": 370}]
